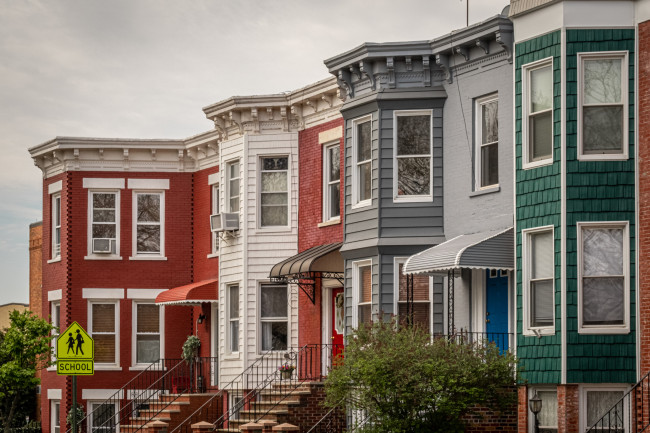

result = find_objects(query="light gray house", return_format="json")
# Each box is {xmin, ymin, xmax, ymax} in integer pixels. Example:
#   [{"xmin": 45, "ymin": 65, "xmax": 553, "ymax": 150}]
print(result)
[{"xmin": 324, "ymin": 9, "xmax": 515, "ymax": 346}]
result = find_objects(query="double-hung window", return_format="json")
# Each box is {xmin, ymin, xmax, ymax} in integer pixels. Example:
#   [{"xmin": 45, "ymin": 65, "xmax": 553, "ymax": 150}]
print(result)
[
  {"xmin": 523, "ymin": 227, "xmax": 554, "ymax": 334},
  {"xmin": 353, "ymin": 117, "xmax": 372, "ymax": 206},
  {"xmin": 394, "ymin": 111, "xmax": 433, "ymax": 200},
  {"xmin": 578, "ymin": 222, "xmax": 629, "ymax": 333},
  {"xmin": 260, "ymin": 157, "xmax": 289, "ymax": 227},
  {"xmin": 353, "ymin": 260, "xmax": 372, "ymax": 327},
  {"xmin": 89, "ymin": 192, "xmax": 119, "ymax": 255},
  {"xmin": 51, "ymin": 301, "xmax": 60, "ymax": 360},
  {"xmin": 578, "ymin": 52, "xmax": 628, "ymax": 159},
  {"xmin": 228, "ymin": 285, "xmax": 240, "ymax": 353},
  {"xmin": 260, "ymin": 284, "xmax": 288, "ymax": 351},
  {"xmin": 529, "ymin": 388, "xmax": 557, "ymax": 433},
  {"xmin": 395, "ymin": 260, "xmax": 430, "ymax": 330},
  {"xmin": 133, "ymin": 302, "xmax": 162, "ymax": 365},
  {"xmin": 52, "ymin": 194, "xmax": 61, "ymax": 259},
  {"xmin": 51, "ymin": 401, "xmax": 60, "ymax": 433},
  {"xmin": 523, "ymin": 59, "xmax": 553, "ymax": 167},
  {"xmin": 133, "ymin": 192, "xmax": 164, "ymax": 257},
  {"xmin": 211, "ymin": 184, "xmax": 219, "ymax": 254},
  {"xmin": 582, "ymin": 387, "xmax": 626, "ymax": 432},
  {"xmin": 88, "ymin": 401, "xmax": 117, "ymax": 433},
  {"xmin": 323, "ymin": 143, "xmax": 341, "ymax": 221},
  {"xmin": 227, "ymin": 161, "xmax": 240, "ymax": 213},
  {"xmin": 475, "ymin": 95, "xmax": 499, "ymax": 189},
  {"xmin": 89, "ymin": 302, "xmax": 119, "ymax": 366}
]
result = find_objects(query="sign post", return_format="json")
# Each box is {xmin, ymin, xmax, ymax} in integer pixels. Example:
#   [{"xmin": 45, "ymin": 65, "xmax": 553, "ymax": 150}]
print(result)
[{"xmin": 56, "ymin": 322, "xmax": 94, "ymax": 433}]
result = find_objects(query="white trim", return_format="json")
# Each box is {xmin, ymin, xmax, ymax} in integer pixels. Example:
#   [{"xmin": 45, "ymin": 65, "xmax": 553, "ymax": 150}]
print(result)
[
  {"xmin": 227, "ymin": 283, "xmax": 240, "ymax": 354},
  {"xmin": 126, "ymin": 288, "xmax": 166, "ymax": 299},
  {"xmin": 522, "ymin": 57, "xmax": 555, "ymax": 170},
  {"xmin": 471, "ymin": 269, "xmax": 486, "ymax": 334},
  {"xmin": 129, "ymin": 256, "xmax": 167, "ymax": 261},
  {"xmin": 474, "ymin": 94, "xmax": 500, "ymax": 191},
  {"xmin": 82, "ymin": 389, "xmax": 122, "ymax": 400},
  {"xmin": 48, "ymin": 289, "xmax": 63, "ymax": 302},
  {"xmin": 351, "ymin": 115, "xmax": 372, "ymax": 209},
  {"xmin": 635, "ymin": 23, "xmax": 641, "ymax": 382},
  {"xmin": 47, "ymin": 389, "xmax": 62, "ymax": 400},
  {"xmin": 131, "ymin": 190, "xmax": 165, "ymax": 259},
  {"xmin": 88, "ymin": 300, "xmax": 120, "ymax": 367},
  {"xmin": 211, "ymin": 183, "xmax": 220, "ymax": 254},
  {"xmin": 258, "ymin": 155, "xmax": 290, "ymax": 229},
  {"xmin": 87, "ymin": 189, "xmax": 120, "ymax": 259},
  {"xmin": 561, "ymin": 27, "xmax": 567, "ymax": 385},
  {"xmin": 522, "ymin": 225, "xmax": 556, "ymax": 336},
  {"xmin": 83, "ymin": 288, "xmax": 124, "ymax": 299},
  {"xmin": 208, "ymin": 173, "xmax": 219, "ymax": 185},
  {"xmin": 131, "ymin": 301, "xmax": 164, "ymax": 367},
  {"xmin": 392, "ymin": 110, "xmax": 434, "ymax": 202},
  {"xmin": 226, "ymin": 159, "xmax": 241, "ymax": 214},
  {"xmin": 51, "ymin": 193, "xmax": 61, "ymax": 260},
  {"xmin": 577, "ymin": 51, "xmax": 629, "ymax": 161},
  {"xmin": 318, "ymin": 126, "xmax": 343, "ymax": 144},
  {"xmin": 322, "ymin": 142, "xmax": 341, "ymax": 223},
  {"xmin": 577, "ymin": 221, "xmax": 630, "ymax": 334},
  {"xmin": 580, "ymin": 384, "xmax": 629, "ymax": 433},
  {"xmin": 87, "ymin": 399, "xmax": 120, "ymax": 433},
  {"xmin": 351, "ymin": 259, "xmax": 372, "ymax": 328},
  {"xmin": 126, "ymin": 389, "xmax": 163, "ymax": 400},
  {"xmin": 127, "ymin": 178, "xmax": 170, "ymax": 190},
  {"xmin": 48, "ymin": 180, "xmax": 62, "ymax": 194},
  {"xmin": 50, "ymin": 400, "xmax": 61, "ymax": 433},
  {"xmin": 83, "ymin": 178, "xmax": 125, "ymax": 189}
]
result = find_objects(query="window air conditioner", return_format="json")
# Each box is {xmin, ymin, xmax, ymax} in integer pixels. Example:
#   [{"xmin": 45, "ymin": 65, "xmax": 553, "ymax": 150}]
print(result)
[
  {"xmin": 210, "ymin": 213, "xmax": 239, "ymax": 232},
  {"xmin": 93, "ymin": 238, "xmax": 114, "ymax": 254}
]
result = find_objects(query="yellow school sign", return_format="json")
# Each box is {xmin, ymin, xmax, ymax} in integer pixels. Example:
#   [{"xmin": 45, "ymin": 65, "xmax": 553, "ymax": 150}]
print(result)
[{"xmin": 56, "ymin": 322, "xmax": 94, "ymax": 375}]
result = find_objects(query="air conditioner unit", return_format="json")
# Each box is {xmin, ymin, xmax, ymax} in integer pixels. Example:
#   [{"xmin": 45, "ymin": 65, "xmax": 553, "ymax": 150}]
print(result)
[
  {"xmin": 92, "ymin": 238, "xmax": 114, "ymax": 254},
  {"xmin": 210, "ymin": 213, "xmax": 239, "ymax": 232}
]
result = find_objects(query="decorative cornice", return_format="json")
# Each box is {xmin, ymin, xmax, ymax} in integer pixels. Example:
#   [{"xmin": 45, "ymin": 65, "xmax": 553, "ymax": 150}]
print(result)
[{"xmin": 435, "ymin": 54, "xmax": 452, "ymax": 84}]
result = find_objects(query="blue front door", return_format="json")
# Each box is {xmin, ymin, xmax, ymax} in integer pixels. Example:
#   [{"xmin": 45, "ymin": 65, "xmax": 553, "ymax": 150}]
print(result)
[{"xmin": 485, "ymin": 269, "xmax": 509, "ymax": 351}]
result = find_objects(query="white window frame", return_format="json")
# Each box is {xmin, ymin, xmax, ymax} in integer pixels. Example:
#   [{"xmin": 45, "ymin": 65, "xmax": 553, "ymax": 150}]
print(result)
[
  {"xmin": 392, "ymin": 110, "xmax": 434, "ymax": 202},
  {"xmin": 226, "ymin": 160, "xmax": 241, "ymax": 214},
  {"xmin": 577, "ymin": 221, "xmax": 630, "ymax": 334},
  {"xmin": 528, "ymin": 386, "xmax": 558, "ymax": 433},
  {"xmin": 393, "ymin": 257, "xmax": 432, "ymax": 332},
  {"xmin": 51, "ymin": 400, "xmax": 61, "ymax": 433},
  {"xmin": 475, "ymin": 94, "xmax": 499, "ymax": 190},
  {"xmin": 580, "ymin": 385, "xmax": 629, "ymax": 433},
  {"xmin": 86, "ymin": 190, "xmax": 121, "ymax": 260},
  {"xmin": 258, "ymin": 155, "xmax": 290, "ymax": 229},
  {"xmin": 322, "ymin": 142, "xmax": 341, "ymax": 223},
  {"xmin": 522, "ymin": 57, "xmax": 554, "ymax": 169},
  {"xmin": 227, "ymin": 284, "xmax": 240, "ymax": 354},
  {"xmin": 522, "ymin": 226, "xmax": 555, "ymax": 336},
  {"xmin": 577, "ymin": 51, "xmax": 629, "ymax": 161},
  {"xmin": 51, "ymin": 193, "xmax": 61, "ymax": 261},
  {"xmin": 131, "ymin": 301, "xmax": 164, "ymax": 368},
  {"xmin": 51, "ymin": 301, "xmax": 60, "ymax": 361},
  {"xmin": 352, "ymin": 259, "xmax": 372, "ymax": 328},
  {"xmin": 88, "ymin": 300, "xmax": 120, "ymax": 369},
  {"xmin": 131, "ymin": 191, "xmax": 165, "ymax": 260},
  {"xmin": 87, "ymin": 400, "xmax": 118, "ymax": 433},
  {"xmin": 259, "ymin": 283, "xmax": 289, "ymax": 353},
  {"xmin": 352, "ymin": 116, "xmax": 372, "ymax": 209},
  {"xmin": 210, "ymin": 183, "xmax": 219, "ymax": 256}
]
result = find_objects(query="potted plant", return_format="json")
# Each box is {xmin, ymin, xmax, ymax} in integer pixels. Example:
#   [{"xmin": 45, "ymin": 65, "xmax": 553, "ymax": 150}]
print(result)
[
  {"xmin": 278, "ymin": 363, "xmax": 295, "ymax": 380},
  {"xmin": 182, "ymin": 335, "xmax": 201, "ymax": 363},
  {"xmin": 66, "ymin": 403, "xmax": 85, "ymax": 430}
]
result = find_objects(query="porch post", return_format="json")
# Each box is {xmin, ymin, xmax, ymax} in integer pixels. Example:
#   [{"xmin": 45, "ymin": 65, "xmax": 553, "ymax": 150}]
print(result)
[{"xmin": 447, "ymin": 270, "xmax": 455, "ymax": 335}]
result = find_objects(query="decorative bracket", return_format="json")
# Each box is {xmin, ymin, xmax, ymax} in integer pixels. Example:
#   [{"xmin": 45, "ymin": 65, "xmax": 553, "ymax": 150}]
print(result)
[
  {"xmin": 291, "ymin": 105, "xmax": 304, "ymax": 130},
  {"xmin": 251, "ymin": 107, "xmax": 260, "ymax": 133},
  {"xmin": 422, "ymin": 56, "xmax": 431, "ymax": 87},
  {"xmin": 476, "ymin": 38, "xmax": 489, "ymax": 55},
  {"xmin": 280, "ymin": 106, "xmax": 289, "ymax": 132},
  {"xmin": 52, "ymin": 151, "xmax": 61, "ymax": 163},
  {"xmin": 213, "ymin": 116, "xmax": 228, "ymax": 141},
  {"xmin": 349, "ymin": 64, "xmax": 361, "ymax": 81},
  {"xmin": 150, "ymin": 149, "xmax": 156, "ymax": 161},
  {"xmin": 305, "ymin": 99, "xmax": 318, "ymax": 113},
  {"xmin": 72, "ymin": 149, "xmax": 80, "ymax": 170},
  {"xmin": 359, "ymin": 60, "xmax": 375, "ymax": 90},
  {"xmin": 267, "ymin": 107, "xmax": 274, "ymax": 120},
  {"xmin": 98, "ymin": 149, "xmax": 104, "ymax": 160},
  {"xmin": 337, "ymin": 68, "xmax": 354, "ymax": 99},
  {"xmin": 405, "ymin": 56, "xmax": 412, "ymax": 71},
  {"xmin": 123, "ymin": 149, "xmax": 130, "ymax": 170},
  {"xmin": 386, "ymin": 57, "xmax": 396, "ymax": 88},
  {"xmin": 271, "ymin": 271, "xmax": 344, "ymax": 305},
  {"xmin": 229, "ymin": 111, "xmax": 243, "ymax": 135},
  {"xmin": 436, "ymin": 54, "xmax": 452, "ymax": 84},
  {"xmin": 321, "ymin": 94, "xmax": 333, "ymax": 108},
  {"xmin": 454, "ymin": 46, "xmax": 469, "ymax": 62},
  {"xmin": 495, "ymin": 30, "xmax": 513, "ymax": 63}
]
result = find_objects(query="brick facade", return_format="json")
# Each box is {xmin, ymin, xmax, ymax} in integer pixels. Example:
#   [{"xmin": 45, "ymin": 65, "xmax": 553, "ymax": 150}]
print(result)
[{"xmin": 29, "ymin": 222, "xmax": 43, "ymax": 316}]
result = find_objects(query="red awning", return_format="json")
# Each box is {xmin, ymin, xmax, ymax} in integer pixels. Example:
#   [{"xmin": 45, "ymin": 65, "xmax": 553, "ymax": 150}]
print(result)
[{"xmin": 155, "ymin": 279, "xmax": 218, "ymax": 306}]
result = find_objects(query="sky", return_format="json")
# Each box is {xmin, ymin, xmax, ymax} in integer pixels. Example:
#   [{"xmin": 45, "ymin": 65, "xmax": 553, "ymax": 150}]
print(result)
[{"xmin": 0, "ymin": 0, "xmax": 508, "ymax": 306}]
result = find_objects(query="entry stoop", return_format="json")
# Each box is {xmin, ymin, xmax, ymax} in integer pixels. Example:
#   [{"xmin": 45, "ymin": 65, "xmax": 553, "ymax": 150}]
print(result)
[{"xmin": 120, "ymin": 394, "xmax": 214, "ymax": 433}]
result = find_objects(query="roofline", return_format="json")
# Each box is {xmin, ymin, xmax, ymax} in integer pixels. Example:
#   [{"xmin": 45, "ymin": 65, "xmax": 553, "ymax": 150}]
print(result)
[
  {"xmin": 30, "ymin": 221, "xmax": 43, "ymax": 228},
  {"xmin": 29, "ymin": 136, "xmax": 186, "ymax": 158}
]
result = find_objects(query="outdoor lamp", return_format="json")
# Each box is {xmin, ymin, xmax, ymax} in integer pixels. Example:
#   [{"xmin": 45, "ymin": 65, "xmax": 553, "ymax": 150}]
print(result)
[
  {"xmin": 529, "ymin": 391, "xmax": 542, "ymax": 433},
  {"xmin": 197, "ymin": 314, "xmax": 206, "ymax": 324}
]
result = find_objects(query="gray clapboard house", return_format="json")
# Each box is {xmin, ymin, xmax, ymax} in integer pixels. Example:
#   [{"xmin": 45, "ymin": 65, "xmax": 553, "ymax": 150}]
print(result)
[{"xmin": 324, "ymin": 10, "xmax": 515, "ymax": 345}]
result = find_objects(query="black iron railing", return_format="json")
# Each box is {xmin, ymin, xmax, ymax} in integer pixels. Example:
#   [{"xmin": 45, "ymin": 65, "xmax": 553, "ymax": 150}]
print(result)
[{"xmin": 445, "ymin": 330, "xmax": 514, "ymax": 353}]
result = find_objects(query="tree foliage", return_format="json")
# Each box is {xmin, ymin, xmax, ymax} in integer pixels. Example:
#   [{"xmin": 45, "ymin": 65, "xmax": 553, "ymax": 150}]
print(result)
[
  {"xmin": 0, "ymin": 310, "xmax": 55, "ymax": 432},
  {"xmin": 324, "ymin": 321, "xmax": 517, "ymax": 433}
]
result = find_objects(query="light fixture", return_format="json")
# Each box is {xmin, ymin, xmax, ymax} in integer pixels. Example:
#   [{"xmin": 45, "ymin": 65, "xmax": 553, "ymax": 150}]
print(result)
[
  {"xmin": 529, "ymin": 391, "xmax": 542, "ymax": 433},
  {"xmin": 197, "ymin": 314, "xmax": 206, "ymax": 324}
]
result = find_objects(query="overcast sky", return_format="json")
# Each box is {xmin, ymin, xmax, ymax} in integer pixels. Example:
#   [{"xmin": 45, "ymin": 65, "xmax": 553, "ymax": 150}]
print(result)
[{"xmin": 0, "ymin": 0, "xmax": 508, "ymax": 307}]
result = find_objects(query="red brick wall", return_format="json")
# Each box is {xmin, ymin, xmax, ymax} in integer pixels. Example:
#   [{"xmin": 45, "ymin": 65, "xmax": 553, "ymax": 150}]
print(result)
[
  {"xmin": 463, "ymin": 387, "xmax": 517, "ymax": 433},
  {"xmin": 194, "ymin": 167, "xmax": 219, "ymax": 282},
  {"xmin": 557, "ymin": 385, "xmax": 579, "ymax": 433},
  {"xmin": 29, "ymin": 223, "xmax": 43, "ymax": 316},
  {"xmin": 517, "ymin": 385, "xmax": 528, "ymax": 433}
]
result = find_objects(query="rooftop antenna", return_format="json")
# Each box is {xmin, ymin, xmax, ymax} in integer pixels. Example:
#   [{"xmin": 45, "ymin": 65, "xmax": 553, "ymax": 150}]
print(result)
[{"xmin": 461, "ymin": 0, "xmax": 469, "ymax": 27}]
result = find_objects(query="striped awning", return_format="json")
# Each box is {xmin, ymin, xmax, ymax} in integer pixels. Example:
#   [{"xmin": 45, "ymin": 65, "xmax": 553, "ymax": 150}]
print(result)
[
  {"xmin": 269, "ymin": 242, "xmax": 343, "ymax": 279},
  {"xmin": 403, "ymin": 227, "xmax": 514, "ymax": 275},
  {"xmin": 155, "ymin": 279, "xmax": 218, "ymax": 306}
]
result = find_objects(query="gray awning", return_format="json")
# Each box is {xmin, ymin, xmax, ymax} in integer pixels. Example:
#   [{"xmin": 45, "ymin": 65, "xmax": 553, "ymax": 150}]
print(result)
[
  {"xmin": 269, "ymin": 242, "xmax": 343, "ymax": 279},
  {"xmin": 403, "ymin": 227, "xmax": 514, "ymax": 275}
]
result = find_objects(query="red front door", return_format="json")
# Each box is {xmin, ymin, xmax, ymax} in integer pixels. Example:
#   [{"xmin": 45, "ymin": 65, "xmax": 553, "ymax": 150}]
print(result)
[{"xmin": 332, "ymin": 288, "xmax": 344, "ymax": 358}]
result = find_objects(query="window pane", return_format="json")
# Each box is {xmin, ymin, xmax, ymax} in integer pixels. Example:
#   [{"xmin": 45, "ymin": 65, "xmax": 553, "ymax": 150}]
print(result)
[
  {"xmin": 360, "ymin": 265, "xmax": 372, "ymax": 303},
  {"xmin": 230, "ymin": 321, "xmax": 239, "ymax": 352},
  {"xmin": 55, "ymin": 197, "xmax": 61, "ymax": 226},
  {"xmin": 92, "ymin": 304, "xmax": 115, "ymax": 332},
  {"xmin": 359, "ymin": 161, "xmax": 371, "ymax": 201},
  {"xmin": 538, "ymin": 391, "xmax": 558, "ymax": 428},
  {"xmin": 398, "ymin": 264, "xmax": 429, "ymax": 301},
  {"xmin": 229, "ymin": 162, "xmax": 239, "ymax": 179},
  {"xmin": 584, "ymin": 59, "xmax": 622, "ymax": 104},
  {"xmin": 137, "ymin": 304, "xmax": 159, "ymax": 333},
  {"xmin": 93, "ymin": 210, "xmax": 115, "ymax": 223},
  {"xmin": 397, "ymin": 157, "xmax": 431, "ymax": 196},
  {"xmin": 230, "ymin": 196, "xmax": 239, "ymax": 213},
  {"xmin": 482, "ymin": 101, "xmax": 498, "ymax": 144},
  {"xmin": 583, "ymin": 106, "xmax": 623, "ymax": 153},
  {"xmin": 262, "ymin": 157, "xmax": 288, "ymax": 171},
  {"xmin": 93, "ymin": 193, "xmax": 115, "ymax": 209},
  {"xmin": 583, "ymin": 228, "xmax": 624, "ymax": 276},
  {"xmin": 530, "ymin": 111, "xmax": 553, "ymax": 161},
  {"xmin": 229, "ymin": 286, "xmax": 239, "ymax": 318},
  {"xmin": 532, "ymin": 231, "xmax": 553, "ymax": 279},
  {"xmin": 93, "ymin": 334, "xmax": 116, "ymax": 363},
  {"xmin": 137, "ymin": 226, "xmax": 161, "ymax": 253},
  {"xmin": 261, "ymin": 205, "xmax": 288, "ymax": 226},
  {"xmin": 357, "ymin": 122, "xmax": 371, "ymax": 161},
  {"xmin": 398, "ymin": 303, "xmax": 430, "ymax": 329},
  {"xmin": 587, "ymin": 391, "xmax": 624, "ymax": 426},
  {"xmin": 261, "ymin": 322, "xmax": 288, "ymax": 351},
  {"xmin": 329, "ymin": 183, "xmax": 340, "ymax": 218},
  {"xmin": 329, "ymin": 147, "xmax": 340, "ymax": 180},
  {"xmin": 480, "ymin": 143, "xmax": 499, "ymax": 187},
  {"xmin": 261, "ymin": 172, "xmax": 287, "ymax": 192},
  {"xmin": 136, "ymin": 335, "xmax": 160, "ymax": 364},
  {"xmin": 261, "ymin": 285, "xmax": 287, "ymax": 317},
  {"xmin": 91, "ymin": 403, "xmax": 116, "ymax": 433},
  {"xmin": 92, "ymin": 224, "xmax": 116, "ymax": 239},
  {"xmin": 137, "ymin": 195, "xmax": 160, "ymax": 222},
  {"xmin": 530, "ymin": 66, "xmax": 552, "ymax": 112},
  {"xmin": 583, "ymin": 277, "xmax": 624, "ymax": 325},
  {"xmin": 261, "ymin": 193, "xmax": 288, "ymax": 205},
  {"xmin": 359, "ymin": 304, "xmax": 372, "ymax": 325},
  {"xmin": 397, "ymin": 115, "xmax": 430, "ymax": 155},
  {"xmin": 531, "ymin": 280, "xmax": 554, "ymax": 327}
]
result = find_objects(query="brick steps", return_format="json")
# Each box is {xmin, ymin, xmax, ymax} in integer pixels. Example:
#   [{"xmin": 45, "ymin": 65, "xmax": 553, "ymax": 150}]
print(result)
[{"xmin": 120, "ymin": 394, "xmax": 213, "ymax": 433}]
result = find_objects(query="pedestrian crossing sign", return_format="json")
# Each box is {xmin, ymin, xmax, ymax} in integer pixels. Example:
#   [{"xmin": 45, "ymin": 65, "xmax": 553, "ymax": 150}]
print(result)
[{"xmin": 56, "ymin": 322, "xmax": 94, "ymax": 376}]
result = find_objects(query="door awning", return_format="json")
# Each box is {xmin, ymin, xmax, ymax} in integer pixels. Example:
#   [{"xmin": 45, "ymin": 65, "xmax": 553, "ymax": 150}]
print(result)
[
  {"xmin": 155, "ymin": 279, "xmax": 218, "ymax": 306},
  {"xmin": 269, "ymin": 242, "xmax": 344, "ymax": 304},
  {"xmin": 403, "ymin": 227, "xmax": 514, "ymax": 275}
]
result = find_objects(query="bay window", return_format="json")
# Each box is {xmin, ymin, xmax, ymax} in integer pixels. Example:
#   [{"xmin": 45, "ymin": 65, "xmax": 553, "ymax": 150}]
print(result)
[
  {"xmin": 394, "ymin": 111, "xmax": 432, "ymax": 200},
  {"xmin": 227, "ymin": 161, "xmax": 240, "ymax": 213},
  {"xmin": 353, "ymin": 117, "xmax": 372, "ymax": 206},
  {"xmin": 260, "ymin": 156, "xmax": 289, "ymax": 227},
  {"xmin": 229, "ymin": 285, "xmax": 240, "ymax": 353},
  {"xmin": 475, "ymin": 95, "xmax": 499, "ymax": 189},
  {"xmin": 523, "ymin": 227, "xmax": 555, "ymax": 334},
  {"xmin": 523, "ymin": 59, "xmax": 553, "ymax": 167},
  {"xmin": 323, "ymin": 143, "xmax": 341, "ymax": 221}
]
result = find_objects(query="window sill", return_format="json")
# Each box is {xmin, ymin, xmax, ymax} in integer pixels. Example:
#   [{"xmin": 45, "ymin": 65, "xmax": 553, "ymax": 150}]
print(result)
[
  {"xmin": 351, "ymin": 200, "xmax": 371, "ymax": 210},
  {"xmin": 129, "ymin": 256, "xmax": 167, "ymax": 261},
  {"xmin": 318, "ymin": 218, "xmax": 341, "ymax": 228},
  {"xmin": 223, "ymin": 354, "xmax": 241, "ymax": 361},
  {"xmin": 47, "ymin": 257, "xmax": 62, "ymax": 264},
  {"xmin": 522, "ymin": 158, "xmax": 553, "ymax": 170},
  {"xmin": 522, "ymin": 327, "xmax": 555, "ymax": 337},
  {"xmin": 578, "ymin": 326, "xmax": 630, "ymax": 335},
  {"xmin": 577, "ymin": 153, "xmax": 628, "ymax": 162},
  {"xmin": 207, "ymin": 252, "xmax": 219, "ymax": 259},
  {"xmin": 469, "ymin": 186, "xmax": 500, "ymax": 197},
  {"xmin": 94, "ymin": 366, "xmax": 122, "ymax": 371},
  {"xmin": 392, "ymin": 195, "xmax": 433, "ymax": 204},
  {"xmin": 47, "ymin": 366, "xmax": 57, "ymax": 372},
  {"xmin": 85, "ymin": 255, "xmax": 123, "ymax": 261},
  {"xmin": 256, "ymin": 227, "xmax": 292, "ymax": 234}
]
